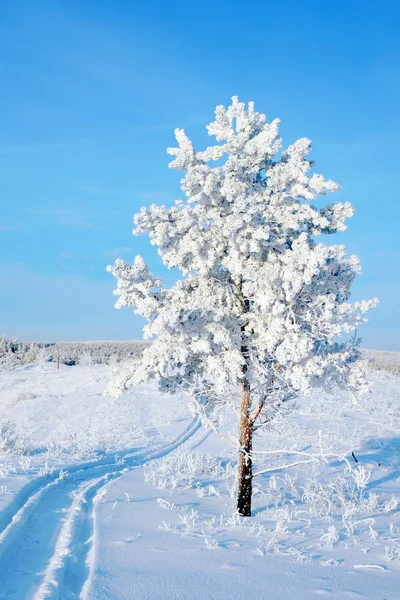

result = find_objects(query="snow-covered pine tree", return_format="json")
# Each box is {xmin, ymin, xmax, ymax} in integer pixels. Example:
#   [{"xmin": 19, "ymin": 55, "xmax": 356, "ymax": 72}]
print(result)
[{"xmin": 108, "ymin": 97, "xmax": 377, "ymax": 516}]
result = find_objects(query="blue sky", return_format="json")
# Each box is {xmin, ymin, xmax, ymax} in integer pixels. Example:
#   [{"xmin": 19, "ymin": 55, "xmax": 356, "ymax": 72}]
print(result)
[{"xmin": 0, "ymin": 0, "xmax": 399, "ymax": 349}]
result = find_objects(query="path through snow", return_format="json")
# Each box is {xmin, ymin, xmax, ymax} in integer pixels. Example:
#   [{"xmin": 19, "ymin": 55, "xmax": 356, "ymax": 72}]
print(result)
[{"xmin": 0, "ymin": 412, "xmax": 200, "ymax": 599}]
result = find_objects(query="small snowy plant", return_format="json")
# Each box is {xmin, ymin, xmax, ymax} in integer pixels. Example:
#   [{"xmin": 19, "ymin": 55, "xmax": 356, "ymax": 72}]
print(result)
[{"xmin": 108, "ymin": 97, "xmax": 377, "ymax": 516}]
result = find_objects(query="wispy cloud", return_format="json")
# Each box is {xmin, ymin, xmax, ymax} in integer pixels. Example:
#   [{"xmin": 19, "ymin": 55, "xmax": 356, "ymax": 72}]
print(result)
[
  {"xmin": 79, "ymin": 185, "xmax": 113, "ymax": 197},
  {"xmin": 0, "ymin": 115, "xmax": 207, "ymax": 156},
  {"xmin": 0, "ymin": 138, "xmax": 95, "ymax": 155},
  {"xmin": 134, "ymin": 115, "xmax": 207, "ymax": 136},
  {"xmin": 27, "ymin": 206, "xmax": 123, "ymax": 229},
  {"xmin": 136, "ymin": 191, "xmax": 174, "ymax": 203},
  {"xmin": 0, "ymin": 223, "xmax": 25, "ymax": 231},
  {"xmin": 28, "ymin": 207, "xmax": 93, "ymax": 228},
  {"xmin": 80, "ymin": 186, "xmax": 175, "ymax": 205},
  {"xmin": 103, "ymin": 247, "xmax": 134, "ymax": 259},
  {"xmin": 319, "ymin": 133, "xmax": 398, "ymax": 156}
]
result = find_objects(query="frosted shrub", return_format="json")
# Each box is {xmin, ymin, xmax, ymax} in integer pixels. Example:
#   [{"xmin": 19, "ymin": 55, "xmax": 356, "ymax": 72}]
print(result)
[
  {"xmin": 4, "ymin": 353, "xmax": 17, "ymax": 371},
  {"xmin": 320, "ymin": 525, "xmax": 339, "ymax": 548},
  {"xmin": 35, "ymin": 347, "xmax": 53, "ymax": 364},
  {"xmin": 0, "ymin": 420, "xmax": 26, "ymax": 456},
  {"xmin": 45, "ymin": 419, "xmax": 145, "ymax": 458},
  {"xmin": 144, "ymin": 448, "xmax": 233, "ymax": 490},
  {"xmin": 352, "ymin": 465, "xmax": 371, "ymax": 490},
  {"xmin": 0, "ymin": 336, "xmax": 51, "ymax": 369},
  {"xmin": 0, "ymin": 336, "xmax": 19, "ymax": 370},
  {"xmin": 79, "ymin": 352, "xmax": 95, "ymax": 369},
  {"xmin": 107, "ymin": 359, "xmax": 139, "ymax": 398}
]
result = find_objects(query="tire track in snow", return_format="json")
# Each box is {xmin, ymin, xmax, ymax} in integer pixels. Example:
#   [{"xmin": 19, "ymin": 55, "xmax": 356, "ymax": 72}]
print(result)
[
  {"xmin": 63, "ymin": 416, "xmax": 203, "ymax": 600},
  {"xmin": 0, "ymin": 417, "xmax": 201, "ymax": 599}
]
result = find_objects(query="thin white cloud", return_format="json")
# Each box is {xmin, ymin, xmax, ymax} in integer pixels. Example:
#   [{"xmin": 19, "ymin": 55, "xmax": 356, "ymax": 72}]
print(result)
[
  {"xmin": 27, "ymin": 206, "xmax": 122, "ymax": 229},
  {"xmin": 136, "ymin": 191, "xmax": 174, "ymax": 203},
  {"xmin": 0, "ymin": 138, "xmax": 94, "ymax": 155},
  {"xmin": 134, "ymin": 116, "xmax": 207, "ymax": 135},
  {"xmin": 79, "ymin": 185, "xmax": 113, "ymax": 196},
  {"xmin": 80, "ymin": 186, "xmax": 173, "ymax": 204},
  {"xmin": 28, "ymin": 208, "xmax": 93, "ymax": 227},
  {"xmin": 0, "ymin": 116, "xmax": 207, "ymax": 156},
  {"xmin": 319, "ymin": 133, "xmax": 397, "ymax": 156},
  {"xmin": 0, "ymin": 223, "xmax": 25, "ymax": 231},
  {"xmin": 28, "ymin": 207, "xmax": 93, "ymax": 228},
  {"xmin": 103, "ymin": 247, "xmax": 134, "ymax": 259}
]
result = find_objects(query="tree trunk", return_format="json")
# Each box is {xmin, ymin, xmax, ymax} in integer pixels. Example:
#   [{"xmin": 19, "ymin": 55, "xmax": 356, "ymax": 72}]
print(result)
[{"xmin": 237, "ymin": 378, "xmax": 252, "ymax": 517}]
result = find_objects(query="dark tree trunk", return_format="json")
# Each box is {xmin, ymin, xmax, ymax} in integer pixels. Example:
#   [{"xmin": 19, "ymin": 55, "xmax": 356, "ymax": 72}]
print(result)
[
  {"xmin": 235, "ymin": 274, "xmax": 253, "ymax": 517},
  {"xmin": 237, "ymin": 378, "xmax": 253, "ymax": 517}
]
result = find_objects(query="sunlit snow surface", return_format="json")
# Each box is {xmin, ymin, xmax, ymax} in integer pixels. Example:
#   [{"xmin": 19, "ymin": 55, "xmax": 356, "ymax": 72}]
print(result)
[{"xmin": 0, "ymin": 359, "xmax": 399, "ymax": 599}]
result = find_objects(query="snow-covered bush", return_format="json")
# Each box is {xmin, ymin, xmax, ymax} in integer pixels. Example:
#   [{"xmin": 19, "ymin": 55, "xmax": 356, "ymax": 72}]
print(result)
[
  {"xmin": 0, "ymin": 336, "xmax": 21, "ymax": 371},
  {"xmin": 78, "ymin": 352, "xmax": 95, "ymax": 369},
  {"xmin": 144, "ymin": 448, "xmax": 234, "ymax": 490},
  {"xmin": 0, "ymin": 420, "xmax": 26, "ymax": 456},
  {"xmin": 0, "ymin": 336, "xmax": 54, "ymax": 369},
  {"xmin": 45, "ymin": 418, "xmax": 145, "ymax": 457}
]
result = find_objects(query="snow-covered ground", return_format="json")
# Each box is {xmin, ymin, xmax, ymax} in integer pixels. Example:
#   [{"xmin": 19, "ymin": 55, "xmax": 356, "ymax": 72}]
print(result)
[{"xmin": 0, "ymin": 360, "xmax": 399, "ymax": 599}]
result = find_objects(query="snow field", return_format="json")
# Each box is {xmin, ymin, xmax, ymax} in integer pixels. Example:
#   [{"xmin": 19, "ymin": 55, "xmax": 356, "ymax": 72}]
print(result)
[
  {"xmin": 0, "ymin": 362, "xmax": 200, "ymax": 598},
  {"xmin": 141, "ymin": 369, "xmax": 400, "ymax": 570},
  {"xmin": 90, "ymin": 422, "xmax": 400, "ymax": 600},
  {"xmin": 0, "ymin": 361, "xmax": 399, "ymax": 598}
]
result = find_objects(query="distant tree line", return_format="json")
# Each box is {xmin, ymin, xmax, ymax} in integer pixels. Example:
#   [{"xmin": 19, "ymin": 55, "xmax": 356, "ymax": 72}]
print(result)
[{"xmin": 0, "ymin": 336, "xmax": 150, "ymax": 369}]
